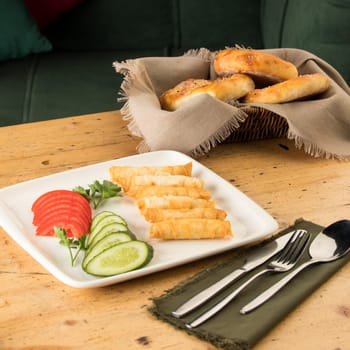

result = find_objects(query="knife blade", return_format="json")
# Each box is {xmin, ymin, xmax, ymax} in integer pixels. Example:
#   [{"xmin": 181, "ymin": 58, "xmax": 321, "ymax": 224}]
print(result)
[{"xmin": 172, "ymin": 230, "xmax": 295, "ymax": 318}]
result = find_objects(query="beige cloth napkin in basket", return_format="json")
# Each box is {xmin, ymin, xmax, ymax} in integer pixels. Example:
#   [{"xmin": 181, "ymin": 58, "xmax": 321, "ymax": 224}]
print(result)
[{"xmin": 114, "ymin": 48, "xmax": 350, "ymax": 159}]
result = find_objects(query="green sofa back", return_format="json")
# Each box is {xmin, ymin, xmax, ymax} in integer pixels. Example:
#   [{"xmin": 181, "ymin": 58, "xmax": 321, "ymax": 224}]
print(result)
[
  {"xmin": 262, "ymin": 0, "xmax": 350, "ymax": 83},
  {"xmin": 45, "ymin": 0, "xmax": 263, "ymax": 53}
]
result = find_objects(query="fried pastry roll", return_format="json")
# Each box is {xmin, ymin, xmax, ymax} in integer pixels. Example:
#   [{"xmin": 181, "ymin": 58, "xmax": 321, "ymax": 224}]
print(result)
[
  {"xmin": 150, "ymin": 218, "xmax": 232, "ymax": 239},
  {"xmin": 109, "ymin": 162, "xmax": 192, "ymax": 191},
  {"xmin": 130, "ymin": 175, "xmax": 204, "ymax": 189},
  {"xmin": 143, "ymin": 207, "xmax": 227, "ymax": 222},
  {"xmin": 137, "ymin": 196, "xmax": 215, "ymax": 211},
  {"xmin": 128, "ymin": 185, "xmax": 211, "ymax": 199}
]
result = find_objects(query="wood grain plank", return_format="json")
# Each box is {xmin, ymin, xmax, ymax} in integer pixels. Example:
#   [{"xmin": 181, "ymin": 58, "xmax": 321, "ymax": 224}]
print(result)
[{"xmin": 1, "ymin": 111, "xmax": 349, "ymax": 350}]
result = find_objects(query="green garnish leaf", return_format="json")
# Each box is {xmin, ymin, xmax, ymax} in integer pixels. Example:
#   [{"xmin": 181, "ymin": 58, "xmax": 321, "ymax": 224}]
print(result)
[
  {"xmin": 54, "ymin": 227, "xmax": 87, "ymax": 266},
  {"xmin": 72, "ymin": 185, "xmax": 90, "ymax": 200},
  {"xmin": 73, "ymin": 180, "xmax": 121, "ymax": 209}
]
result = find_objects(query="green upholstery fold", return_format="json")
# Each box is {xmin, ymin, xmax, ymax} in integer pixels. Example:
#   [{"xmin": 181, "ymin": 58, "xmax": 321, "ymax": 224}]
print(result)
[{"xmin": 262, "ymin": 0, "xmax": 350, "ymax": 83}]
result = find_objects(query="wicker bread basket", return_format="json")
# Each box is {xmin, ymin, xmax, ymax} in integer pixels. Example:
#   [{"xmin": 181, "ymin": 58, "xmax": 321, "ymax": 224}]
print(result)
[{"xmin": 225, "ymin": 106, "xmax": 289, "ymax": 142}]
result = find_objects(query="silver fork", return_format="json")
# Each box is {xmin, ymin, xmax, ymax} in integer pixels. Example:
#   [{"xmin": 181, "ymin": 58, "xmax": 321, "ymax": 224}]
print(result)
[{"xmin": 186, "ymin": 229, "xmax": 310, "ymax": 328}]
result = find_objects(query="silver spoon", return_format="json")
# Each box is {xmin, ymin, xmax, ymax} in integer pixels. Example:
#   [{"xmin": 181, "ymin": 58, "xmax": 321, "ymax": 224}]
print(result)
[{"xmin": 240, "ymin": 219, "xmax": 350, "ymax": 314}]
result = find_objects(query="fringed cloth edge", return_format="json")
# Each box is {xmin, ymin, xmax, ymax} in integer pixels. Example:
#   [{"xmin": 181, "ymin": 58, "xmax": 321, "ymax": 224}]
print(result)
[{"xmin": 113, "ymin": 49, "xmax": 350, "ymax": 161}]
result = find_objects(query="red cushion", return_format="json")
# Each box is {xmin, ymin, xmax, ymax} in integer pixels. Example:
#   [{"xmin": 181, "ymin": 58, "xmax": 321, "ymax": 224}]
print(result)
[{"xmin": 24, "ymin": 0, "xmax": 84, "ymax": 29}]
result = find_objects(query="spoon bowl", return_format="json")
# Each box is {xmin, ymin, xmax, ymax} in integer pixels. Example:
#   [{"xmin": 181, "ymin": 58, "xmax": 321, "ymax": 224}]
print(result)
[
  {"xmin": 240, "ymin": 219, "xmax": 350, "ymax": 313},
  {"xmin": 312, "ymin": 219, "xmax": 350, "ymax": 258}
]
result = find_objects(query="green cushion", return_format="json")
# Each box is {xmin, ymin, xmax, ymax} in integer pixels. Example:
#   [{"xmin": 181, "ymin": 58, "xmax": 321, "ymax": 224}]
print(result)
[
  {"xmin": 262, "ymin": 0, "xmax": 350, "ymax": 84},
  {"xmin": 0, "ymin": 0, "xmax": 52, "ymax": 61},
  {"xmin": 0, "ymin": 49, "xmax": 165, "ymax": 126},
  {"xmin": 178, "ymin": 0, "xmax": 263, "ymax": 50}
]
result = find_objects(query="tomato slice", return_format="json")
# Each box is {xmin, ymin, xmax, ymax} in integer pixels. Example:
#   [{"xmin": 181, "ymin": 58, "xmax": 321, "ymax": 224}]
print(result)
[
  {"xmin": 33, "ymin": 195, "xmax": 91, "ymax": 213},
  {"xmin": 32, "ymin": 190, "xmax": 90, "ymax": 213},
  {"xmin": 36, "ymin": 213, "xmax": 90, "ymax": 237},
  {"xmin": 36, "ymin": 219, "xmax": 89, "ymax": 238},
  {"xmin": 32, "ymin": 189, "xmax": 92, "ymax": 239},
  {"xmin": 33, "ymin": 208, "xmax": 90, "ymax": 228},
  {"xmin": 33, "ymin": 201, "xmax": 91, "ymax": 226}
]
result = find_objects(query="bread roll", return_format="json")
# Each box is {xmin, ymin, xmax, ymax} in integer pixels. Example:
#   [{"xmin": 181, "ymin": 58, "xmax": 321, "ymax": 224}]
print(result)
[
  {"xmin": 242, "ymin": 73, "xmax": 330, "ymax": 104},
  {"xmin": 214, "ymin": 48, "xmax": 298, "ymax": 85},
  {"xmin": 160, "ymin": 73, "xmax": 255, "ymax": 111}
]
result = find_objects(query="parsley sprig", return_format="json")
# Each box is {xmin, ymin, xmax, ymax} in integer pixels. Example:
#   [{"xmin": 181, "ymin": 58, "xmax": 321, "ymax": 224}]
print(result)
[
  {"xmin": 73, "ymin": 180, "xmax": 121, "ymax": 209},
  {"xmin": 54, "ymin": 227, "xmax": 87, "ymax": 266}
]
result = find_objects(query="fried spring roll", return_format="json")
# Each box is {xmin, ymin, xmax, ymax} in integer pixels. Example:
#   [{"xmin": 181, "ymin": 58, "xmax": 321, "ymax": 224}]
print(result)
[
  {"xmin": 130, "ymin": 175, "xmax": 203, "ymax": 189},
  {"xmin": 109, "ymin": 162, "xmax": 192, "ymax": 191},
  {"xmin": 150, "ymin": 219, "xmax": 233, "ymax": 239},
  {"xmin": 128, "ymin": 185, "xmax": 211, "ymax": 199},
  {"xmin": 143, "ymin": 208, "xmax": 227, "ymax": 222},
  {"xmin": 137, "ymin": 196, "xmax": 215, "ymax": 211}
]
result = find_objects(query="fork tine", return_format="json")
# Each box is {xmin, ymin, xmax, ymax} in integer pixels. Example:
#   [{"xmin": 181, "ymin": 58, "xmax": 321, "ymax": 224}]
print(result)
[
  {"xmin": 286, "ymin": 230, "xmax": 310, "ymax": 264},
  {"xmin": 276, "ymin": 229, "xmax": 308, "ymax": 263},
  {"xmin": 185, "ymin": 229, "xmax": 310, "ymax": 328}
]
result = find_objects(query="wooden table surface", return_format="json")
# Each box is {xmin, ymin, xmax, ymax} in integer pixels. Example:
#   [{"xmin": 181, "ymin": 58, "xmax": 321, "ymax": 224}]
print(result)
[{"xmin": 1, "ymin": 111, "xmax": 349, "ymax": 350}]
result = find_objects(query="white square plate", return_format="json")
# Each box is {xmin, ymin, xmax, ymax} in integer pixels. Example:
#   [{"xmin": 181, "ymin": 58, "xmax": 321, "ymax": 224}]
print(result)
[{"xmin": 0, "ymin": 150, "xmax": 278, "ymax": 288}]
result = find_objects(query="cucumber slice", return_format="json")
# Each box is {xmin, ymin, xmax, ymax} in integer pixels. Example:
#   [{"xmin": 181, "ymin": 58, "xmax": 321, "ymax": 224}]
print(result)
[
  {"xmin": 88, "ymin": 222, "xmax": 128, "ymax": 248},
  {"xmin": 91, "ymin": 212, "xmax": 127, "ymax": 233},
  {"xmin": 82, "ymin": 232, "xmax": 132, "ymax": 269},
  {"xmin": 84, "ymin": 240, "xmax": 154, "ymax": 276},
  {"xmin": 87, "ymin": 212, "xmax": 128, "ymax": 247},
  {"xmin": 90, "ymin": 211, "xmax": 117, "ymax": 232}
]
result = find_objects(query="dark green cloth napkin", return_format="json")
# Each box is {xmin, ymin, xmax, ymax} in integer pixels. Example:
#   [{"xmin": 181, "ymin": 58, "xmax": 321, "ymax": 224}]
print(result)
[{"xmin": 149, "ymin": 219, "xmax": 350, "ymax": 350}]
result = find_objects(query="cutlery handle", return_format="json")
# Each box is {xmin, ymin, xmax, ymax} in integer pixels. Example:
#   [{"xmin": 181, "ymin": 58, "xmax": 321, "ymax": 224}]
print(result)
[
  {"xmin": 172, "ymin": 268, "xmax": 246, "ymax": 318},
  {"xmin": 240, "ymin": 260, "xmax": 315, "ymax": 314},
  {"xmin": 186, "ymin": 268, "xmax": 269, "ymax": 328}
]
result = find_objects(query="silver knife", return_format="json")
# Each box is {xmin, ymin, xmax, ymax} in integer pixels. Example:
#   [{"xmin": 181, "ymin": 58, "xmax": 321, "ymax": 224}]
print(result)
[{"xmin": 172, "ymin": 230, "xmax": 295, "ymax": 318}]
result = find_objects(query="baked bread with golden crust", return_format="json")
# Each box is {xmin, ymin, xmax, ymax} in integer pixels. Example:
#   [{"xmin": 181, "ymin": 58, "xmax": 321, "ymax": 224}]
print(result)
[
  {"xmin": 214, "ymin": 48, "xmax": 298, "ymax": 85},
  {"xmin": 159, "ymin": 73, "xmax": 255, "ymax": 111},
  {"xmin": 242, "ymin": 73, "xmax": 330, "ymax": 104}
]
